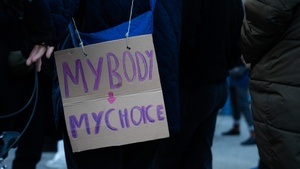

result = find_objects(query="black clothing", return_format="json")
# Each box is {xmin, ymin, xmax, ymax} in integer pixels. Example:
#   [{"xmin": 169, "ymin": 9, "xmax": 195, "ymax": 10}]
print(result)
[
  {"xmin": 242, "ymin": 0, "xmax": 300, "ymax": 168},
  {"xmin": 179, "ymin": 0, "xmax": 243, "ymax": 87},
  {"xmin": 151, "ymin": 82, "xmax": 228, "ymax": 169},
  {"xmin": 151, "ymin": 0, "xmax": 244, "ymax": 168}
]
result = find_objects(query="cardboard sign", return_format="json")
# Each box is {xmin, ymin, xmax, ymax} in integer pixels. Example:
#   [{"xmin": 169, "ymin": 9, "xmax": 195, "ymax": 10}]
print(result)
[{"xmin": 54, "ymin": 34, "xmax": 169, "ymax": 152}]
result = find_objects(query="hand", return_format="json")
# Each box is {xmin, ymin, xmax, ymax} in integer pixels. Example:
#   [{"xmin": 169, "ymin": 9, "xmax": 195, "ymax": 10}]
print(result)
[{"xmin": 26, "ymin": 44, "xmax": 54, "ymax": 72}]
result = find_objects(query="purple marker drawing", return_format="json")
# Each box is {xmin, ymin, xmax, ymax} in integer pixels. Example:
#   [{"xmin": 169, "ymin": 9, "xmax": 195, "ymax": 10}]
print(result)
[{"xmin": 108, "ymin": 92, "xmax": 116, "ymax": 104}]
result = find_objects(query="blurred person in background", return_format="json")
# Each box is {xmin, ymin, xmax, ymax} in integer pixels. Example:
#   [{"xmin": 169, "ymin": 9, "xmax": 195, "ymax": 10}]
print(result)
[{"xmin": 222, "ymin": 57, "xmax": 255, "ymax": 146}]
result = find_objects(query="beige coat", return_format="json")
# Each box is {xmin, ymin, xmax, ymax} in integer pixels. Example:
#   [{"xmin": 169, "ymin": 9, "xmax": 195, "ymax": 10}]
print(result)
[{"xmin": 242, "ymin": 0, "xmax": 300, "ymax": 168}]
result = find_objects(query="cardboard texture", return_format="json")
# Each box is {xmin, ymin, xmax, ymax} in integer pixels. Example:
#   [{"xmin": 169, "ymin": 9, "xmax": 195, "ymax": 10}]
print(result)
[{"xmin": 54, "ymin": 34, "xmax": 169, "ymax": 152}]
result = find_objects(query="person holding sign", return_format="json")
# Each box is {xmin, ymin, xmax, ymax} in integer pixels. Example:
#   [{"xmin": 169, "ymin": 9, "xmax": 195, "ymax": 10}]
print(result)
[
  {"xmin": 150, "ymin": 0, "xmax": 244, "ymax": 168},
  {"xmin": 25, "ymin": 0, "xmax": 182, "ymax": 169}
]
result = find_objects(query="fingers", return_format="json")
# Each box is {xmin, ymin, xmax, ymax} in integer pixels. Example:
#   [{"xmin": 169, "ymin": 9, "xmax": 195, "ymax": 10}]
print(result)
[
  {"xmin": 26, "ymin": 45, "xmax": 38, "ymax": 66},
  {"xmin": 36, "ymin": 58, "xmax": 42, "ymax": 72},
  {"xmin": 32, "ymin": 45, "xmax": 47, "ymax": 62},
  {"xmin": 26, "ymin": 45, "xmax": 54, "ymax": 65},
  {"xmin": 26, "ymin": 45, "xmax": 46, "ymax": 66},
  {"xmin": 26, "ymin": 45, "xmax": 54, "ymax": 72},
  {"xmin": 46, "ymin": 46, "xmax": 55, "ymax": 58}
]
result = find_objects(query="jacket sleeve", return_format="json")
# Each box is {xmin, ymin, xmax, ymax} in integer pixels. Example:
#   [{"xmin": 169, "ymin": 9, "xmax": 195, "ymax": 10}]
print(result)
[
  {"xmin": 241, "ymin": 0, "xmax": 300, "ymax": 64},
  {"xmin": 23, "ymin": 0, "xmax": 80, "ymax": 46}
]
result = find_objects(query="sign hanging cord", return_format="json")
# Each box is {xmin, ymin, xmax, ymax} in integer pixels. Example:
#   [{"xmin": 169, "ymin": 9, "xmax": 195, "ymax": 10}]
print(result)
[
  {"xmin": 125, "ymin": 0, "xmax": 135, "ymax": 50},
  {"xmin": 72, "ymin": 18, "xmax": 88, "ymax": 56}
]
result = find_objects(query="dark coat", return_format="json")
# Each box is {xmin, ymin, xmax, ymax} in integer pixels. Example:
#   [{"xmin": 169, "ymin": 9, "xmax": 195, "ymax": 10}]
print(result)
[
  {"xmin": 52, "ymin": 0, "xmax": 182, "ymax": 134},
  {"xmin": 179, "ymin": 0, "xmax": 244, "ymax": 87},
  {"xmin": 23, "ymin": 0, "xmax": 72, "ymax": 46},
  {"xmin": 242, "ymin": 0, "xmax": 300, "ymax": 168}
]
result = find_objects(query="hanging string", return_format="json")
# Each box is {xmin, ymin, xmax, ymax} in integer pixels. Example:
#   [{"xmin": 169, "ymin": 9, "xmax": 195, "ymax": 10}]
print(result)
[
  {"xmin": 72, "ymin": 18, "xmax": 88, "ymax": 56},
  {"xmin": 125, "ymin": 0, "xmax": 135, "ymax": 50}
]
